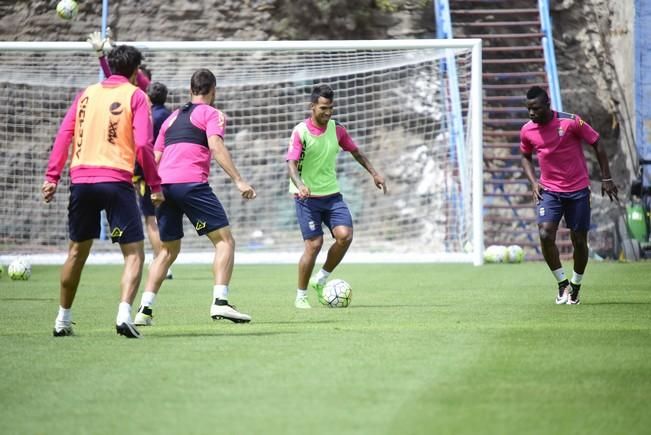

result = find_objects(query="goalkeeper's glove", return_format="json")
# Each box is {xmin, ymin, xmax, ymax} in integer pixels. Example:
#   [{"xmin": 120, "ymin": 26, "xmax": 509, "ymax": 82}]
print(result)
[
  {"xmin": 86, "ymin": 31, "xmax": 106, "ymax": 58},
  {"xmin": 133, "ymin": 175, "xmax": 146, "ymax": 197},
  {"xmin": 86, "ymin": 28, "xmax": 115, "ymax": 58}
]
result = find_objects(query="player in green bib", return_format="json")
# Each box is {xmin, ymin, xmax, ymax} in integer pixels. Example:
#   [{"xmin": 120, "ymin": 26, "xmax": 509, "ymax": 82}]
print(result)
[{"xmin": 286, "ymin": 84, "xmax": 386, "ymax": 309}]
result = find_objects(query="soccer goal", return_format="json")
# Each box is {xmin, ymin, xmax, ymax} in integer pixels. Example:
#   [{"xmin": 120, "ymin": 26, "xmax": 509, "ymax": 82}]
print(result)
[{"xmin": 0, "ymin": 39, "xmax": 483, "ymax": 265}]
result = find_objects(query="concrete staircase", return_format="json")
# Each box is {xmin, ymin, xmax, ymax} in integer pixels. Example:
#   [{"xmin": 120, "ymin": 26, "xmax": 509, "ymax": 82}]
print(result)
[{"xmin": 449, "ymin": 0, "xmax": 570, "ymax": 258}]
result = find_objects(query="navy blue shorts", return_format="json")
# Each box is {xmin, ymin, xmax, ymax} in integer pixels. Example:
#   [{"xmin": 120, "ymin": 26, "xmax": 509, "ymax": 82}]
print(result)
[
  {"xmin": 137, "ymin": 185, "xmax": 156, "ymax": 217},
  {"xmin": 68, "ymin": 182, "xmax": 144, "ymax": 244},
  {"xmin": 294, "ymin": 193, "xmax": 353, "ymax": 240},
  {"xmin": 156, "ymin": 183, "xmax": 229, "ymax": 241},
  {"xmin": 537, "ymin": 187, "xmax": 591, "ymax": 231}
]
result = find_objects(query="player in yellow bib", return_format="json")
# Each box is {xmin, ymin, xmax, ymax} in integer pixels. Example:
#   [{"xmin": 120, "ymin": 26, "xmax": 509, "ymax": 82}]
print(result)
[{"xmin": 286, "ymin": 84, "xmax": 386, "ymax": 308}]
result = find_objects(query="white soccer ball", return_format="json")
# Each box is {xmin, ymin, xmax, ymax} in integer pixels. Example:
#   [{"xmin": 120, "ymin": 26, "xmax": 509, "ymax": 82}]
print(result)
[
  {"xmin": 484, "ymin": 245, "xmax": 507, "ymax": 263},
  {"xmin": 506, "ymin": 245, "xmax": 525, "ymax": 263},
  {"xmin": 8, "ymin": 259, "xmax": 31, "ymax": 281},
  {"xmin": 56, "ymin": 0, "xmax": 78, "ymax": 20},
  {"xmin": 320, "ymin": 279, "xmax": 352, "ymax": 308}
]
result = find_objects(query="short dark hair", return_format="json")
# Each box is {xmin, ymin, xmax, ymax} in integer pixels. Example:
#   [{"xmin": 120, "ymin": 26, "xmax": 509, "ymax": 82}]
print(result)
[
  {"xmin": 107, "ymin": 45, "xmax": 143, "ymax": 78},
  {"xmin": 190, "ymin": 68, "xmax": 216, "ymax": 96},
  {"xmin": 147, "ymin": 82, "xmax": 168, "ymax": 105},
  {"xmin": 526, "ymin": 85, "xmax": 550, "ymax": 102},
  {"xmin": 310, "ymin": 84, "xmax": 334, "ymax": 104},
  {"xmin": 139, "ymin": 64, "xmax": 152, "ymax": 80}
]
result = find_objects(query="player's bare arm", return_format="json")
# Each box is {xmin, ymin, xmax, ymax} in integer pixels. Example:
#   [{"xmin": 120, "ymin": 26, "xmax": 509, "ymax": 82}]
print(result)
[
  {"xmin": 521, "ymin": 151, "xmax": 542, "ymax": 203},
  {"xmin": 208, "ymin": 135, "xmax": 256, "ymax": 200},
  {"xmin": 591, "ymin": 139, "xmax": 618, "ymax": 201},
  {"xmin": 287, "ymin": 160, "xmax": 310, "ymax": 198},
  {"xmin": 350, "ymin": 149, "xmax": 387, "ymax": 194}
]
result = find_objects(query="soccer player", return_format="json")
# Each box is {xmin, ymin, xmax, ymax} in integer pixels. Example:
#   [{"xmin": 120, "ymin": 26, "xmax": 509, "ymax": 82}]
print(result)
[
  {"xmin": 287, "ymin": 84, "xmax": 386, "ymax": 309},
  {"xmin": 520, "ymin": 86, "xmax": 618, "ymax": 305},
  {"xmin": 134, "ymin": 82, "xmax": 174, "ymax": 282},
  {"xmin": 134, "ymin": 68, "xmax": 256, "ymax": 326},
  {"xmin": 88, "ymin": 31, "xmax": 172, "ymax": 280},
  {"xmin": 87, "ymin": 30, "xmax": 151, "ymax": 92},
  {"xmin": 42, "ymin": 45, "xmax": 163, "ymax": 338}
]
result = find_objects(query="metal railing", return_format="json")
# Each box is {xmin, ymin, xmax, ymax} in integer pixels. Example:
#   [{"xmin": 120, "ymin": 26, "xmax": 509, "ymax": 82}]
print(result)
[{"xmin": 538, "ymin": 0, "xmax": 563, "ymax": 111}]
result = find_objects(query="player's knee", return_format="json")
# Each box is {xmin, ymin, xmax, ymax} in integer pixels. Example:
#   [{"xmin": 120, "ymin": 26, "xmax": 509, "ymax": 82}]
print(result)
[
  {"xmin": 67, "ymin": 242, "xmax": 91, "ymax": 264},
  {"xmin": 333, "ymin": 226, "xmax": 353, "ymax": 244},
  {"xmin": 538, "ymin": 227, "xmax": 555, "ymax": 243},
  {"xmin": 305, "ymin": 237, "xmax": 323, "ymax": 254},
  {"xmin": 336, "ymin": 232, "xmax": 353, "ymax": 246},
  {"xmin": 159, "ymin": 244, "xmax": 180, "ymax": 264},
  {"xmin": 220, "ymin": 233, "xmax": 235, "ymax": 251}
]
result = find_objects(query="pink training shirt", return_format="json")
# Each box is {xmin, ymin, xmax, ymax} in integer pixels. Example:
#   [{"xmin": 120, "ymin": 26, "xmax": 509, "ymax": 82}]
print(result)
[
  {"xmin": 45, "ymin": 75, "xmax": 161, "ymax": 193},
  {"xmin": 154, "ymin": 104, "xmax": 226, "ymax": 184},
  {"xmin": 520, "ymin": 111, "xmax": 600, "ymax": 192},
  {"xmin": 285, "ymin": 117, "xmax": 358, "ymax": 161}
]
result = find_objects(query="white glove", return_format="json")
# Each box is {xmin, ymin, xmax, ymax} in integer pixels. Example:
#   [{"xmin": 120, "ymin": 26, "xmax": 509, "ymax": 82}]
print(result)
[{"xmin": 86, "ymin": 31, "xmax": 106, "ymax": 57}]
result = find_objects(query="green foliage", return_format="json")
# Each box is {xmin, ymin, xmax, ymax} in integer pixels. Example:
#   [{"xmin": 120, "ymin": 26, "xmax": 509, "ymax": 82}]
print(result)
[
  {"xmin": 375, "ymin": 0, "xmax": 398, "ymax": 12},
  {"xmin": 1, "ymin": 262, "xmax": 650, "ymax": 434}
]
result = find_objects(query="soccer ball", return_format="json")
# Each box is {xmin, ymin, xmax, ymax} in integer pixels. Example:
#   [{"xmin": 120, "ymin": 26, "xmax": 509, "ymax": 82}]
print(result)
[
  {"xmin": 56, "ymin": 0, "xmax": 78, "ymax": 20},
  {"xmin": 8, "ymin": 259, "xmax": 31, "ymax": 281},
  {"xmin": 320, "ymin": 279, "xmax": 352, "ymax": 308},
  {"xmin": 484, "ymin": 245, "xmax": 507, "ymax": 263},
  {"xmin": 506, "ymin": 245, "xmax": 525, "ymax": 263}
]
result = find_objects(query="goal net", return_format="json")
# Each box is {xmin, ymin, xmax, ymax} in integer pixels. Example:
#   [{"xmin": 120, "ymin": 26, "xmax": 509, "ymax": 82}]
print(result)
[{"xmin": 0, "ymin": 40, "xmax": 482, "ymax": 264}]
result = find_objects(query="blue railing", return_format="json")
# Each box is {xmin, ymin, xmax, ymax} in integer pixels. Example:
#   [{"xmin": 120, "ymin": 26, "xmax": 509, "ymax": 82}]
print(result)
[
  {"xmin": 538, "ymin": 0, "xmax": 563, "ymax": 111},
  {"xmin": 636, "ymin": 0, "xmax": 651, "ymax": 191},
  {"xmin": 434, "ymin": 0, "xmax": 468, "ymax": 249}
]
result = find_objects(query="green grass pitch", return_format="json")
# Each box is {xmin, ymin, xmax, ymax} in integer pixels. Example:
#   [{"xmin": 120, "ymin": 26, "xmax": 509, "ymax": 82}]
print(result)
[{"xmin": 1, "ymin": 262, "xmax": 650, "ymax": 434}]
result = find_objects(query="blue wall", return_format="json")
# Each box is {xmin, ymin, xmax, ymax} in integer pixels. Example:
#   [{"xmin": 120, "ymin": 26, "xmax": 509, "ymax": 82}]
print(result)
[{"xmin": 636, "ymin": 0, "xmax": 651, "ymax": 188}]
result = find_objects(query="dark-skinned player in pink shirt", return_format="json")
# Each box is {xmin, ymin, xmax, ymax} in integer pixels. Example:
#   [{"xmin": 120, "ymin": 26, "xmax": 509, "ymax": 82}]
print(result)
[{"xmin": 520, "ymin": 86, "xmax": 618, "ymax": 305}]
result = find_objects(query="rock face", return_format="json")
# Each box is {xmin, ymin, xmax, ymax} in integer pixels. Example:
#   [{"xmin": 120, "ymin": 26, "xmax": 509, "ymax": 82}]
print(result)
[
  {"xmin": 551, "ymin": 0, "xmax": 635, "ymax": 184},
  {"xmin": 0, "ymin": 1, "xmax": 433, "ymax": 41}
]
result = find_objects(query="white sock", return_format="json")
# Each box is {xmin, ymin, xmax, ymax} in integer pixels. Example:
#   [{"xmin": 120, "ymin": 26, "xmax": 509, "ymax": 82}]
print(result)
[
  {"xmin": 213, "ymin": 285, "xmax": 228, "ymax": 302},
  {"xmin": 552, "ymin": 267, "xmax": 566, "ymax": 283},
  {"xmin": 296, "ymin": 289, "xmax": 308, "ymax": 299},
  {"xmin": 315, "ymin": 269, "xmax": 330, "ymax": 282},
  {"xmin": 140, "ymin": 291, "xmax": 156, "ymax": 308},
  {"xmin": 56, "ymin": 306, "xmax": 72, "ymax": 323},
  {"xmin": 116, "ymin": 302, "xmax": 132, "ymax": 325},
  {"xmin": 571, "ymin": 271, "xmax": 583, "ymax": 286}
]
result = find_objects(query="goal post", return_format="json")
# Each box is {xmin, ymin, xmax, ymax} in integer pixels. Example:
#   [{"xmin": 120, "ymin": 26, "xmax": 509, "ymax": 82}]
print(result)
[{"xmin": 0, "ymin": 39, "xmax": 483, "ymax": 265}]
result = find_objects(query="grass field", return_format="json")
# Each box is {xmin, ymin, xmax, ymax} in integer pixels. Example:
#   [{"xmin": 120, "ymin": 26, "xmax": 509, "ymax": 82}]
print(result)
[{"xmin": 1, "ymin": 261, "xmax": 650, "ymax": 435}]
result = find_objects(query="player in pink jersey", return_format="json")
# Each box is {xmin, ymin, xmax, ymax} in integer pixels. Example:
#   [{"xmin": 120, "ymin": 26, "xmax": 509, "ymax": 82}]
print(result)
[
  {"xmin": 88, "ymin": 31, "xmax": 176, "ymax": 281},
  {"xmin": 134, "ymin": 68, "xmax": 256, "ymax": 325},
  {"xmin": 42, "ymin": 45, "xmax": 164, "ymax": 339},
  {"xmin": 520, "ymin": 86, "xmax": 618, "ymax": 305},
  {"xmin": 287, "ymin": 84, "xmax": 386, "ymax": 309}
]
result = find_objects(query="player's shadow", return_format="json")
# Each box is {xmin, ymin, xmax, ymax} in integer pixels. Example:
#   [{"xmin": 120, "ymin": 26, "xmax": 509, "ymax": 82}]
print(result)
[
  {"xmin": 151, "ymin": 331, "xmax": 298, "ymax": 339},
  {"xmin": 352, "ymin": 304, "xmax": 449, "ymax": 309},
  {"xmin": 584, "ymin": 301, "xmax": 651, "ymax": 306},
  {"xmin": 255, "ymin": 320, "xmax": 336, "ymax": 325},
  {"xmin": 0, "ymin": 297, "xmax": 57, "ymax": 302}
]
